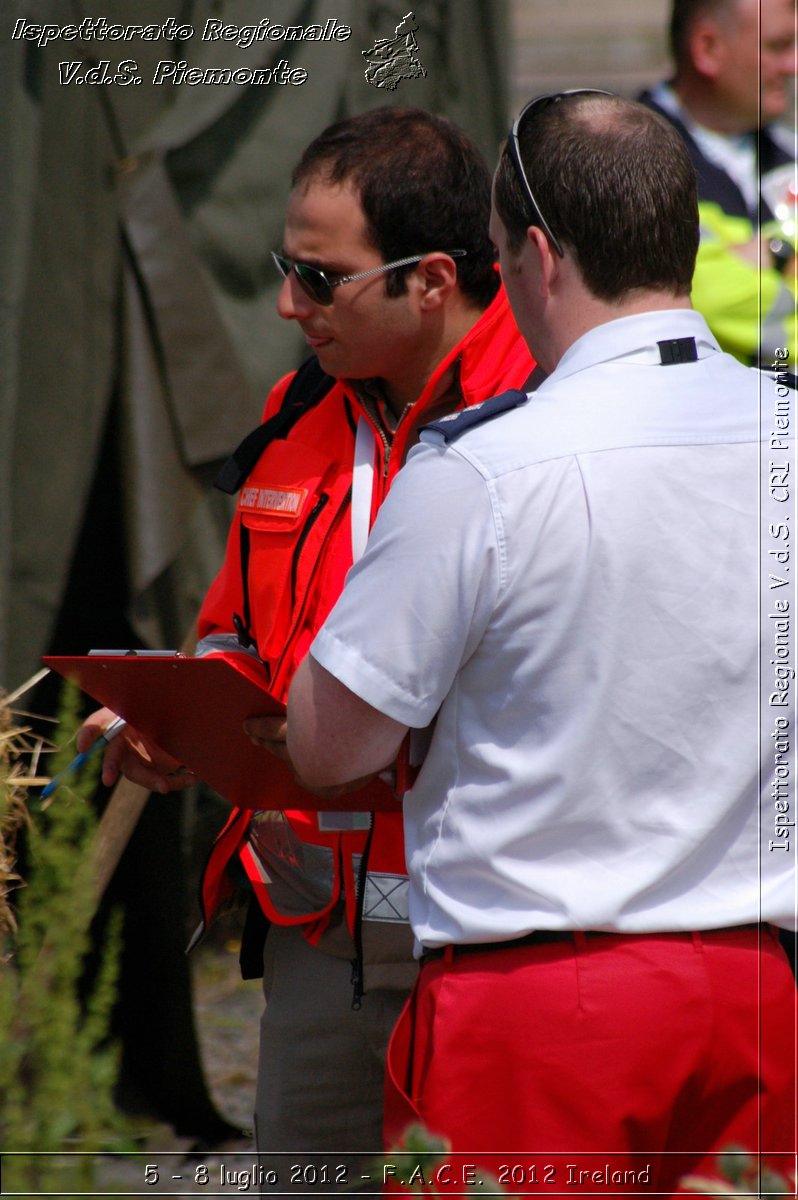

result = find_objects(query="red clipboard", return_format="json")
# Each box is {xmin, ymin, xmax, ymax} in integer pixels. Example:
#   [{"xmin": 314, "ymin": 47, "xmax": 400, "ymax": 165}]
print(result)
[{"xmin": 42, "ymin": 652, "xmax": 400, "ymax": 812}]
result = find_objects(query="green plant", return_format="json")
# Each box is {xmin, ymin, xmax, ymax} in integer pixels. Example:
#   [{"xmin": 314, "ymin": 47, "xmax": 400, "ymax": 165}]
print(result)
[
  {"xmin": 376, "ymin": 1127, "xmax": 797, "ymax": 1198},
  {"xmin": 0, "ymin": 680, "xmax": 127, "ymax": 1193},
  {"xmin": 681, "ymin": 1147, "xmax": 796, "ymax": 1197}
]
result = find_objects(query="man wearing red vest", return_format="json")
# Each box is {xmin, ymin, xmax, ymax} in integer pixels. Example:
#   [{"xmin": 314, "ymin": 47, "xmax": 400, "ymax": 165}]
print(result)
[{"xmin": 80, "ymin": 107, "xmax": 534, "ymax": 1184}]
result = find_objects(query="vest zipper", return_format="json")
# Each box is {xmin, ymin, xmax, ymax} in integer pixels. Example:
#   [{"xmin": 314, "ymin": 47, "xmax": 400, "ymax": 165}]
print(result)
[
  {"xmin": 271, "ymin": 487, "xmax": 351, "ymax": 691},
  {"xmin": 290, "ymin": 492, "xmax": 329, "ymax": 608},
  {"xmin": 234, "ymin": 520, "xmax": 256, "ymax": 652},
  {"xmin": 350, "ymin": 812, "xmax": 376, "ymax": 1010}
]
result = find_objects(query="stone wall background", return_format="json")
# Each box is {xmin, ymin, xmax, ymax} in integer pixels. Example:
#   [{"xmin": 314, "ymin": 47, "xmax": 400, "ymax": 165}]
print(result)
[
  {"xmin": 510, "ymin": 0, "xmax": 795, "ymax": 126},
  {"xmin": 510, "ymin": 0, "xmax": 673, "ymax": 109}
]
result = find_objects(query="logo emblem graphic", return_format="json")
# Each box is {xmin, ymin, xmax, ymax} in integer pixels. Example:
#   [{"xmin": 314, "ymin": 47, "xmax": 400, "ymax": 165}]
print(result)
[{"xmin": 362, "ymin": 10, "xmax": 426, "ymax": 91}]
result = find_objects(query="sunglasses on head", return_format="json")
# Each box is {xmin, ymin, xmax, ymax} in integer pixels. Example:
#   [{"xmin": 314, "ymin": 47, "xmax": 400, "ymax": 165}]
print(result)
[
  {"xmin": 271, "ymin": 249, "xmax": 467, "ymax": 306},
  {"xmin": 506, "ymin": 89, "xmax": 614, "ymax": 257}
]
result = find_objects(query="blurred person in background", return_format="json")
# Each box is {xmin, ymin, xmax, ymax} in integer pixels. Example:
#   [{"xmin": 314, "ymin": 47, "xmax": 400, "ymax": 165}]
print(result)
[{"xmin": 640, "ymin": 0, "xmax": 797, "ymax": 365}]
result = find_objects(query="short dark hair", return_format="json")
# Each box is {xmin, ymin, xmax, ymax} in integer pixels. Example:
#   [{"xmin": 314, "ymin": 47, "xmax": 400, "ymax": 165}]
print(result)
[
  {"xmin": 669, "ymin": 0, "xmax": 736, "ymax": 69},
  {"xmin": 291, "ymin": 107, "xmax": 499, "ymax": 309},
  {"xmin": 493, "ymin": 94, "xmax": 699, "ymax": 301}
]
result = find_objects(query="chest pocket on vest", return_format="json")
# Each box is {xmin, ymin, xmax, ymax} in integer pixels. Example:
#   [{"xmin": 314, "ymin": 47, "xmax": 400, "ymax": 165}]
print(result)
[{"xmin": 239, "ymin": 440, "xmax": 351, "ymax": 689}]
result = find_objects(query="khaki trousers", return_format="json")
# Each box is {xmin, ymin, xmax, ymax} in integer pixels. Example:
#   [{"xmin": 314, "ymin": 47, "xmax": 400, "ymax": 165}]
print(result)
[{"xmin": 254, "ymin": 922, "xmax": 411, "ymax": 1197}]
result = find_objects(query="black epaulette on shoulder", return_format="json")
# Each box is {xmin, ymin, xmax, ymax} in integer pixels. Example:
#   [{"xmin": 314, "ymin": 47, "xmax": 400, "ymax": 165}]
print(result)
[{"xmin": 422, "ymin": 388, "xmax": 529, "ymax": 445}]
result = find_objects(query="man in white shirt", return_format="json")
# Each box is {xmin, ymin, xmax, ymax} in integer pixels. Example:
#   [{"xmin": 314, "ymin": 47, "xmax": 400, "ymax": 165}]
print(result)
[
  {"xmin": 639, "ymin": 0, "xmax": 797, "ymax": 364},
  {"xmin": 286, "ymin": 93, "xmax": 797, "ymax": 1192}
]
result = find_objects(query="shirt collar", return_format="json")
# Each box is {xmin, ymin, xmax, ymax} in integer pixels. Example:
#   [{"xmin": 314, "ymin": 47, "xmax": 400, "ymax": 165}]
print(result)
[{"xmin": 544, "ymin": 309, "xmax": 721, "ymax": 387}]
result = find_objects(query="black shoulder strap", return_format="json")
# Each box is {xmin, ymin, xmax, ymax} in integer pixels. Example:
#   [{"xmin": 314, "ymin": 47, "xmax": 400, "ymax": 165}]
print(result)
[
  {"xmin": 216, "ymin": 355, "xmax": 335, "ymax": 654},
  {"xmin": 214, "ymin": 356, "xmax": 335, "ymax": 494}
]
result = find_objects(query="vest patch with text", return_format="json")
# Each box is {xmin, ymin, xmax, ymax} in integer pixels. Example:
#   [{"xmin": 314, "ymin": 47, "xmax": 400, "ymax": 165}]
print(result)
[{"xmin": 239, "ymin": 485, "xmax": 308, "ymax": 517}]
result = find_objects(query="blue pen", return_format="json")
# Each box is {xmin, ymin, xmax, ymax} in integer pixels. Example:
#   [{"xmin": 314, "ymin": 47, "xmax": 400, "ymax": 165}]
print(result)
[{"xmin": 41, "ymin": 715, "xmax": 127, "ymax": 799}]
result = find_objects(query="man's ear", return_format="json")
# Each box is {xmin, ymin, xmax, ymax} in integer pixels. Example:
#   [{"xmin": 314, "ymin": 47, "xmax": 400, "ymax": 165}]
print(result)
[
  {"xmin": 689, "ymin": 16, "xmax": 725, "ymax": 79},
  {"xmin": 415, "ymin": 252, "xmax": 461, "ymax": 311},
  {"xmin": 527, "ymin": 225, "xmax": 559, "ymax": 297}
]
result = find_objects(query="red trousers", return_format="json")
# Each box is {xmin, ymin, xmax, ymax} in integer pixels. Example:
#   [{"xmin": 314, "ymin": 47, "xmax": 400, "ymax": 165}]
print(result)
[{"xmin": 384, "ymin": 927, "xmax": 796, "ymax": 1195}]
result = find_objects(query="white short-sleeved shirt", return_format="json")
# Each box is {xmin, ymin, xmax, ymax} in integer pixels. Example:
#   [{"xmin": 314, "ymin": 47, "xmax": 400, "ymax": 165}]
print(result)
[{"xmin": 312, "ymin": 310, "xmax": 796, "ymax": 951}]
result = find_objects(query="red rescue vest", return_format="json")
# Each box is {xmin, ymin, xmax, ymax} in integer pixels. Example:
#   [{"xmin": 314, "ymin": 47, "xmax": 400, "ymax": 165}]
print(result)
[{"xmin": 197, "ymin": 285, "xmax": 535, "ymax": 952}]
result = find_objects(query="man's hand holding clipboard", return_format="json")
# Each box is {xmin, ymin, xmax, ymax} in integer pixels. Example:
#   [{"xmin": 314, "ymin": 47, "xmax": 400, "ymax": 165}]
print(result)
[
  {"xmin": 77, "ymin": 705, "xmax": 199, "ymax": 796},
  {"xmin": 43, "ymin": 650, "xmax": 400, "ymax": 812}
]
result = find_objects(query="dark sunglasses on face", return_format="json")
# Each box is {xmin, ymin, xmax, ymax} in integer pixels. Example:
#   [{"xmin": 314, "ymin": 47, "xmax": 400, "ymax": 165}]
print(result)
[
  {"xmin": 271, "ymin": 248, "xmax": 467, "ymax": 306},
  {"xmin": 506, "ymin": 88, "xmax": 614, "ymax": 257}
]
